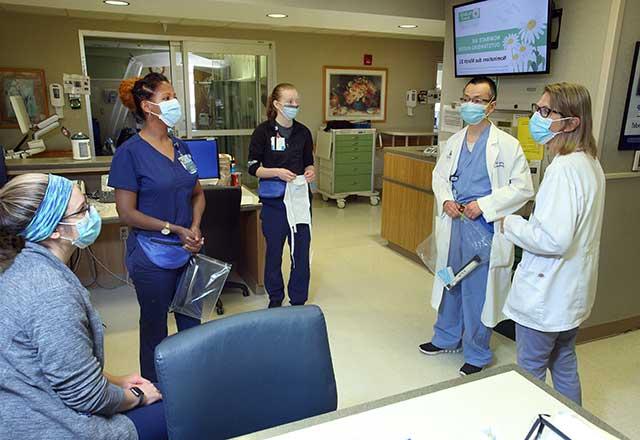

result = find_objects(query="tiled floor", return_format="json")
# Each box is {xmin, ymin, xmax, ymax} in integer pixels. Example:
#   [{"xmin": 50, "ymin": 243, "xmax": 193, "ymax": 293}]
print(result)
[{"xmin": 92, "ymin": 196, "xmax": 639, "ymax": 439}]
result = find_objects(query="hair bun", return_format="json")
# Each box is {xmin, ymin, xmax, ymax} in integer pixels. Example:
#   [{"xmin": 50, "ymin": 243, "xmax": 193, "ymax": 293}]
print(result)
[{"xmin": 119, "ymin": 77, "xmax": 141, "ymax": 111}]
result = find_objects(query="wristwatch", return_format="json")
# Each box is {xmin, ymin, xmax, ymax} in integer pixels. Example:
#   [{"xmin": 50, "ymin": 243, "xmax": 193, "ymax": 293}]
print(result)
[
  {"xmin": 161, "ymin": 222, "xmax": 171, "ymax": 235},
  {"xmin": 130, "ymin": 386, "xmax": 145, "ymax": 407}
]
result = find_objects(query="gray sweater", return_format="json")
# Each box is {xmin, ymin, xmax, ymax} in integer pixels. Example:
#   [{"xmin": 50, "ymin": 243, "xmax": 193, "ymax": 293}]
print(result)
[{"xmin": 0, "ymin": 242, "xmax": 137, "ymax": 439}]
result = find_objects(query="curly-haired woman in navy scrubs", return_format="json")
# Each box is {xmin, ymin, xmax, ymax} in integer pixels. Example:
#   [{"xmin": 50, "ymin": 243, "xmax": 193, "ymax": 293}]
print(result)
[{"xmin": 109, "ymin": 73, "xmax": 205, "ymax": 382}]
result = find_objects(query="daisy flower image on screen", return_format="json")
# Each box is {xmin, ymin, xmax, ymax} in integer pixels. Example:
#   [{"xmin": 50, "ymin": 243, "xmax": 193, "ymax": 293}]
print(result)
[
  {"xmin": 503, "ymin": 33, "xmax": 520, "ymax": 51},
  {"xmin": 519, "ymin": 16, "xmax": 547, "ymax": 45}
]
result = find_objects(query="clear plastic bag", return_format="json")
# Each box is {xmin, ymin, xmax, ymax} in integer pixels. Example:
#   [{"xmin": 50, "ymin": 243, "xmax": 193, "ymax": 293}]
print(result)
[
  {"xmin": 170, "ymin": 254, "xmax": 232, "ymax": 320},
  {"xmin": 436, "ymin": 215, "xmax": 493, "ymax": 290},
  {"xmin": 416, "ymin": 234, "xmax": 437, "ymax": 274}
]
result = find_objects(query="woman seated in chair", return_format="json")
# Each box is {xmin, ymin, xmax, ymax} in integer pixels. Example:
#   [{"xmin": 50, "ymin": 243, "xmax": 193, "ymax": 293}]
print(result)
[{"xmin": 0, "ymin": 173, "xmax": 166, "ymax": 440}]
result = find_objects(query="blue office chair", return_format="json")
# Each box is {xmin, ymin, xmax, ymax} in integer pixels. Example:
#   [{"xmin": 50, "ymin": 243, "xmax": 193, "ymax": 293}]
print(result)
[
  {"xmin": 201, "ymin": 186, "xmax": 250, "ymax": 316},
  {"xmin": 154, "ymin": 305, "xmax": 338, "ymax": 440}
]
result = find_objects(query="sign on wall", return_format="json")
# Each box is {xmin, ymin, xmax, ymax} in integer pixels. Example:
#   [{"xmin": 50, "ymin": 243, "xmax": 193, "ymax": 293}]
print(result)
[{"xmin": 619, "ymin": 41, "xmax": 640, "ymax": 150}]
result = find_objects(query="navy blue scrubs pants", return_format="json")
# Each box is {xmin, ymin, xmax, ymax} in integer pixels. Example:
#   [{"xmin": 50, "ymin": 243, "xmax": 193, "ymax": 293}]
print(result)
[
  {"xmin": 123, "ymin": 394, "xmax": 167, "ymax": 440},
  {"xmin": 260, "ymin": 197, "xmax": 311, "ymax": 305},
  {"xmin": 127, "ymin": 241, "xmax": 200, "ymax": 382}
]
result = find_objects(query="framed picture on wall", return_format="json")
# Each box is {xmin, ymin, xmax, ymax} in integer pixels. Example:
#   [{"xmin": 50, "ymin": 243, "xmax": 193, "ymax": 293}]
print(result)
[
  {"xmin": 323, "ymin": 66, "xmax": 387, "ymax": 122},
  {"xmin": 619, "ymin": 42, "xmax": 640, "ymax": 150},
  {"xmin": 0, "ymin": 68, "xmax": 49, "ymax": 129}
]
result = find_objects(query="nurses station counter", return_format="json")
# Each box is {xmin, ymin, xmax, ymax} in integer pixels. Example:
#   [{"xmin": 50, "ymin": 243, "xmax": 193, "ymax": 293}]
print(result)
[
  {"xmin": 380, "ymin": 147, "xmax": 436, "ymax": 259},
  {"xmin": 5, "ymin": 156, "xmax": 266, "ymax": 294},
  {"xmin": 237, "ymin": 365, "xmax": 628, "ymax": 439}
]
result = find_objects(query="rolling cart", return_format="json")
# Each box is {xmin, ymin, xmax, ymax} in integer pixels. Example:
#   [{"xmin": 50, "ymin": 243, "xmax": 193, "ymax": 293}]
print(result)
[{"xmin": 316, "ymin": 128, "xmax": 380, "ymax": 209}]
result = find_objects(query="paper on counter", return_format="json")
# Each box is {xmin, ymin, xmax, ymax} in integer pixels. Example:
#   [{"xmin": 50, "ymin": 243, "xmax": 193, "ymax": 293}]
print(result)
[{"xmin": 441, "ymin": 105, "xmax": 464, "ymax": 134}]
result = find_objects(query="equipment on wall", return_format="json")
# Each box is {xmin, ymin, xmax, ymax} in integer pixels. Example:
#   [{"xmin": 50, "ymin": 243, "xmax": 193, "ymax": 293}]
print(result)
[
  {"xmin": 4, "ymin": 95, "xmax": 60, "ymax": 159},
  {"xmin": 71, "ymin": 132, "xmax": 92, "ymax": 160},
  {"xmin": 49, "ymin": 83, "xmax": 65, "ymax": 118},
  {"xmin": 406, "ymin": 89, "xmax": 417, "ymax": 116},
  {"xmin": 63, "ymin": 73, "xmax": 91, "ymax": 110}
]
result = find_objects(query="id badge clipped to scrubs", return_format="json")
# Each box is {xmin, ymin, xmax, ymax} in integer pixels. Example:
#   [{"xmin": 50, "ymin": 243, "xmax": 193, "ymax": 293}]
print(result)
[
  {"xmin": 270, "ymin": 135, "xmax": 286, "ymax": 152},
  {"xmin": 178, "ymin": 153, "xmax": 198, "ymax": 175}
]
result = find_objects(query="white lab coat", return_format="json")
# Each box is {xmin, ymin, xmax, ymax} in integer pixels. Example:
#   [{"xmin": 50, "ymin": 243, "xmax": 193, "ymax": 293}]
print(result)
[
  {"xmin": 503, "ymin": 152, "xmax": 606, "ymax": 332},
  {"xmin": 431, "ymin": 123, "xmax": 534, "ymax": 327}
]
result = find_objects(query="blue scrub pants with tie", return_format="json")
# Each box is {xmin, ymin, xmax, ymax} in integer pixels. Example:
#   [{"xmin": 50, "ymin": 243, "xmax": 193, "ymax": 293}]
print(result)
[
  {"xmin": 127, "ymin": 242, "xmax": 200, "ymax": 382},
  {"xmin": 261, "ymin": 197, "xmax": 311, "ymax": 305},
  {"xmin": 432, "ymin": 218, "xmax": 493, "ymax": 367},
  {"xmin": 516, "ymin": 323, "xmax": 582, "ymax": 405}
]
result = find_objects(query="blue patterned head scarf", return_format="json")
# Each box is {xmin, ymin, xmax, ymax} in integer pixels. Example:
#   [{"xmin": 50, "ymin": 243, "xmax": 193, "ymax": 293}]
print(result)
[{"xmin": 20, "ymin": 174, "xmax": 74, "ymax": 243}]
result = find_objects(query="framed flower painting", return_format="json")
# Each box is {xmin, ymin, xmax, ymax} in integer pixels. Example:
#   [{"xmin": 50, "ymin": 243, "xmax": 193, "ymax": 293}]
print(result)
[{"xmin": 323, "ymin": 67, "xmax": 387, "ymax": 122}]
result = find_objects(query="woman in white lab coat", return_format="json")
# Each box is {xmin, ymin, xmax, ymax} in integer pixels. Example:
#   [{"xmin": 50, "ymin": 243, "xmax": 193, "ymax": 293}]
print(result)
[{"xmin": 501, "ymin": 83, "xmax": 606, "ymax": 405}]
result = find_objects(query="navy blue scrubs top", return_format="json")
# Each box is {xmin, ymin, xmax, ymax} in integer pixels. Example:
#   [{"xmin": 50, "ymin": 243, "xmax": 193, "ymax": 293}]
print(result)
[{"xmin": 108, "ymin": 134, "xmax": 198, "ymax": 243}]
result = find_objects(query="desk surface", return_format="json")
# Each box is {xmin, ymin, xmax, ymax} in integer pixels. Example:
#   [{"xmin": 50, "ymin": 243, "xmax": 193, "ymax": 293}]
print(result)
[
  {"xmin": 6, "ymin": 156, "xmax": 112, "ymax": 175},
  {"xmin": 236, "ymin": 365, "xmax": 627, "ymax": 440},
  {"xmin": 383, "ymin": 146, "xmax": 437, "ymax": 163},
  {"xmin": 379, "ymin": 130, "xmax": 438, "ymax": 136},
  {"xmin": 93, "ymin": 185, "xmax": 260, "ymax": 224}
]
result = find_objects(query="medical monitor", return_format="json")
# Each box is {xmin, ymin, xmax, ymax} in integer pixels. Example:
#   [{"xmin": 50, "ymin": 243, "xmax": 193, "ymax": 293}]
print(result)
[
  {"xmin": 9, "ymin": 96, "xmax": 32, "ymax": 135},
  {"xmin": 453, "ymin": 0, "xmax": 552, "ymax": 77},
  {"xmin": 184, "ymin": 138, "xmax": 220, "ymax": 179}
]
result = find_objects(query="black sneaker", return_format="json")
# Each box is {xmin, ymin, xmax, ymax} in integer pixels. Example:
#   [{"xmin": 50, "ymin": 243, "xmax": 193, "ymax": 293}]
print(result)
[
  {"xmin": 459, "ymin": 363, "xmax": 483, "ymax": 376},
  {"xmin": 268, "ymin": 300, "xmax": 282, "ymax": 308},
  {"xmin": 418, "ymin": 342, "xmax": 462, "ymax": 356}
]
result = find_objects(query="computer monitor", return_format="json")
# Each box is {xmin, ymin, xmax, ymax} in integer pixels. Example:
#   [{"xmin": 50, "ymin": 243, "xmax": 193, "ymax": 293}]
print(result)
[
  {"xmin": 9, "ymin": 96, "xmax": 31, "ymax": 135},
  {"xmin": 184, "ymin": 138, "xmax": 220, "ymax": 179}
]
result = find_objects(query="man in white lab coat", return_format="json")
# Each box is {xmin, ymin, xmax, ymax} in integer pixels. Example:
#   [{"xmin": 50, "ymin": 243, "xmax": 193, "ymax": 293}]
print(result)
[{"xmin": 419, "ymin": 77, "xmax": 534, "ymax": 376}]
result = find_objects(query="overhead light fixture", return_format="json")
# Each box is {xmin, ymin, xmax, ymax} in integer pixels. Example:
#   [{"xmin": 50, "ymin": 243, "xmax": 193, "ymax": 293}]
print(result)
[
  {"xmin": 104, "ymin": 0, "xmax": 130, "ymax": 6},
  {"xmin": 266, "ymin": 13, "xmax": 288, "ymax": 18},
  {"xmin": 398, "ymin": 24, "xmax": 418, "ymax": 29}
]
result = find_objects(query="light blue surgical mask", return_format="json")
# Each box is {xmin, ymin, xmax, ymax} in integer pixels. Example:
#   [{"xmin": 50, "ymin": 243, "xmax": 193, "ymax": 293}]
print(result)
[
  {"xmin": 59, "ymin": 206, "xmax": 102, "ymax": 249},
  {"xmin": 282, "ymin": 105, "xmax": 299, "ymax": 120},
  {"xmin": 149, "ymin": 99, "xmax": 183, "ymax": 127},
  {"xmin": 528, "ymin": 112, "xmax": 573, "ymax": 145},
  {"xmin": 459, "ymin": 102, "xmax": 489, "ymax": 125}
]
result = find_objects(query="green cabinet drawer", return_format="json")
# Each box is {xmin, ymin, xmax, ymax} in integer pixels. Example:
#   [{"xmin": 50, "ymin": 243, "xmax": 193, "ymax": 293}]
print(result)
[
  {"xmin": 335, "ymin": 150, "xmax": 372, "ymax": 164},
  {"xmin": 335, "ymin": 135, "xmax": 374, "ymax": 148},
  {"xmin": 334, "ymin": 162, "xmax": 372, "ymax": 176},
  {"xmin": 334, "ymin": 174, "xmax": 371, "ymax": 193},
  {"xmin": 334, "ymin": 144, "xmax": 371, "ymax": 154}
]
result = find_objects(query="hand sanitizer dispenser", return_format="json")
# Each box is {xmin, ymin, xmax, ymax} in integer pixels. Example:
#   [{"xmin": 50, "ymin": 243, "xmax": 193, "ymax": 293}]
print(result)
[{"xmin": 406, "ymin": 89, "xmax": 417, "ymax": 116}]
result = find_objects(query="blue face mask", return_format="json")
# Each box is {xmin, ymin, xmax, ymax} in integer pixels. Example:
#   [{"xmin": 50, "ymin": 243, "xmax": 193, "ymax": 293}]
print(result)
[
  {"xmin": 282, "ymin": 105, "xmax": 299, "ymax": 120},
  {"xmin": 149, "ymin": 99, "xmax": 183, "ymax": 127},
  {"xmin": 459, "ymin": 102, "xmax": 489, "ymax": 125},
  {"xmin": 59, "ymin": 206, "xmax": 102, "ymax": 249},
  {"xmin": 528, "ymin": 112, "xmax": 573, "ymax": 145}
]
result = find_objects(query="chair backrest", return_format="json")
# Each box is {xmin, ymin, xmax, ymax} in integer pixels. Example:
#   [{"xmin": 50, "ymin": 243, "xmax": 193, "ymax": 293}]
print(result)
[
  {"xmin": 201, "ymin": 186, "xmax": 241, "ymax": 263},
  {"xmin": 0, "ymin": 154, "xmax": 7, "ymax": 188},
  {"xmin": 155, "ymin": 305, "xmax": 338, "ymax": 440}
]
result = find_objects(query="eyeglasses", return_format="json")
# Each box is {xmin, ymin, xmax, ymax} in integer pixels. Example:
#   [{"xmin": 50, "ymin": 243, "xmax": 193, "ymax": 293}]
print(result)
[
  {"xmin": 460, "ymin": 96, "xmax": 493, "ymax": 105},
  {"xmin": 532, "ymin": 103, "xmax": 565, "ymax": 118},
  {"xmin": 62, "ymin": 195, "xmax": 90, "ymax": 220}
]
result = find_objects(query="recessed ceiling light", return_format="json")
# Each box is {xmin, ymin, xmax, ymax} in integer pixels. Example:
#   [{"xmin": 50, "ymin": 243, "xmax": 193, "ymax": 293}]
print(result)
[
  {"xmin": 399, "ymin": 24, "xmax": 418, "ymax": 29},
  {"xmin": 266, "ymin": 13, "xmax": 288, "ymax": 18},
  {"xmin": 104, "ymin": 0, "xmax": 130, "ymax": 6}
]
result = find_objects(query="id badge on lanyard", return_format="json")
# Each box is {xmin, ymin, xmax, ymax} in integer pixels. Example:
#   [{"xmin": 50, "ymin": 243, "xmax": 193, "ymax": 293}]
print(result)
[
  {"xmin": 270, "ymin": 133, "xmax": 287, "ymax": 152},
  {"xmin": 178, "ymin": 152, "xmax": 198, "ymax": 174}
]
